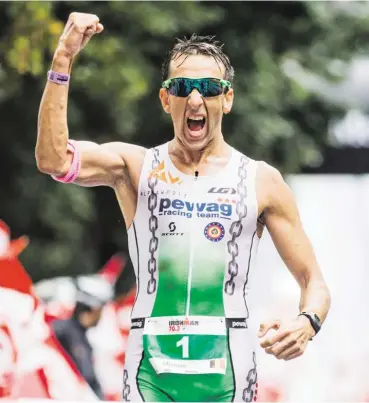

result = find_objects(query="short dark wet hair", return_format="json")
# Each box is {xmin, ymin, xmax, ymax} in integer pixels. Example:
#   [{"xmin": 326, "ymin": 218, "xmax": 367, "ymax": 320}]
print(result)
[{"xmin": 161, "ymin": 34, "xmax": 235, "ymax": 83}]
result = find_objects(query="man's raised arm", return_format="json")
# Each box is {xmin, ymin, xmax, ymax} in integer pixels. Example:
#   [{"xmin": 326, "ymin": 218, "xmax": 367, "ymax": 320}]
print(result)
[{"xmin": 36, "ymin": 13, "xmax": 143, "ymax": 187}]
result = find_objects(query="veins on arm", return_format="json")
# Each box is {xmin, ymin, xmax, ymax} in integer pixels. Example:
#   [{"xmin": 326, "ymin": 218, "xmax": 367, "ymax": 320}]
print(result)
[{"xmin": 259, "ymin": 162, "xmax": 331, "ymax": 322}]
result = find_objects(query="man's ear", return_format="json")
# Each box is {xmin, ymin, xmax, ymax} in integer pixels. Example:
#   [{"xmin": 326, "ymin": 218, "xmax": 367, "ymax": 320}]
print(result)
[
  {"xmin": 223, "ymin": 88, "xmax": 234, "ymax": 114},
  {"xmin": 159, "ymin": 88, "xmax": 171, "ymax": 114}
]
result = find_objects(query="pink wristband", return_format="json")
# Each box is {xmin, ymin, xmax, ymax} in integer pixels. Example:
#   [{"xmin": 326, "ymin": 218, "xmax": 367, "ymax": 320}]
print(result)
[
  {"xmin": 47, "ymin": 70, "xmax": 70, "ymax": 85},
  {"xmin": 52, "ymin": 140, "xmax": 81, "ymax": 183}
]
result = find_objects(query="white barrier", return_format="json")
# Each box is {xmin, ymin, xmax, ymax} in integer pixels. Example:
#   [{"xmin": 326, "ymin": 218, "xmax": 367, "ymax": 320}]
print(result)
[{"xmin": 248, "ymin": 174, "xmax": 369, "ymax": 401}]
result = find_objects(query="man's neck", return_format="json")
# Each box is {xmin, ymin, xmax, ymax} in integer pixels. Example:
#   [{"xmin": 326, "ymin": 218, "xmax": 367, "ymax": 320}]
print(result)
[{"xmin": 169, "ymin": 134, "xmax": 229, "ymax": 168}]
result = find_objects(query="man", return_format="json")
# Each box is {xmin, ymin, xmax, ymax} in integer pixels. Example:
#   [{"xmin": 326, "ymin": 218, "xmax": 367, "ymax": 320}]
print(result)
[
  {"xmin": 51, "ymin": 274, "xmax": 114, "ymax": 400},
  {"xmin": 36, "ymin": 13, "xmax": 331, "ymax": 402}
]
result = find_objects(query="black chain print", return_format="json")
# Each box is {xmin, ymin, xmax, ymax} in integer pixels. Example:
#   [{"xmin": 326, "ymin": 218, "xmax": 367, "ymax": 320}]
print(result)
[
  {"xmin": 242, "ymin": 352, "xmax": 257, "ymax": 402},
  {"xmin": 147, "ymin": 148, "xmax": 160, "ymax": 294},
  {"xmin": 225, "ymin": 156, "xmax": 249, "ymax": 295},
  {"xmin": 122, "ymin": 369, "xmax": 131, "ymax": 401}
]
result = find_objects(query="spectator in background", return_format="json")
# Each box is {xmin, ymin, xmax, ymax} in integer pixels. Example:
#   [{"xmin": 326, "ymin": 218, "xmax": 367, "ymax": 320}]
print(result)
[{"xmin": 52, "ymin": 275, "xmax": 114, "ymax": 400}]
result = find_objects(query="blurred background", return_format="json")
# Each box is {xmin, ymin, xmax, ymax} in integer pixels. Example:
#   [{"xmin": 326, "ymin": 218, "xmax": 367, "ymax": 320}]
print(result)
[{"xmin": 1, "ymin": 1, "xmax": 369, "ymax": 401}]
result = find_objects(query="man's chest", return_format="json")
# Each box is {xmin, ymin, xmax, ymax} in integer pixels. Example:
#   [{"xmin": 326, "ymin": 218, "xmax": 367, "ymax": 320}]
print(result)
[{"xmin": 140, "ymin": 179, "xmax": 251, "ymax": 235}]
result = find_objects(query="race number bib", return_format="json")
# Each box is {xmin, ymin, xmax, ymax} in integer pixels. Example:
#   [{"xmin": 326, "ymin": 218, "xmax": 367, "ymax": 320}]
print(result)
[{"xmin": 143, "ymin": 316, "xmax": 228, "ymax": 375}]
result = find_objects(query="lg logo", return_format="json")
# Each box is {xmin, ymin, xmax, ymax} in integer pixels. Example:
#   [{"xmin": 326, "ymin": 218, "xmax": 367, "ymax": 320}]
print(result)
[
  {"xmin": 169, "ymin": 222, "xmax": 176, "ymax": 232},
  {"xmin": 208, "ymin": 187, "xmax": 236, "ymax": 195}
]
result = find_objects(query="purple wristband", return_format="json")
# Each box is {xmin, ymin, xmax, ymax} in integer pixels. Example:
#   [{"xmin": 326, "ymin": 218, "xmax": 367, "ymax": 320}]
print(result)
[{"xmin": 47, "ymin": 70, "xmax": 70, "ymax": 85}]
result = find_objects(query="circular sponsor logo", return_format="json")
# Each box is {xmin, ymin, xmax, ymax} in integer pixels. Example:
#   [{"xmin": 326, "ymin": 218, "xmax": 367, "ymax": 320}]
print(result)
[{"xmin": 204, "ymin": 222, "xmax": 225, "ymax": 242}]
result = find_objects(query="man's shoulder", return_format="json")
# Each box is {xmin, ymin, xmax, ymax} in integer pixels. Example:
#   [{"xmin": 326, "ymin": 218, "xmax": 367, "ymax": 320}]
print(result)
[
  {"xmin": 255, "ymin": 161, "xmax": 286, "ymax": 205},
  {"xmin": 141, "ymin": 142, "xmax": 169, "ymax": 162},
  {"xmin": 256, "ymin": 161, "xmax": 283, "ymax": 184},
  {"xmin": 231, "ymin": 147, "xmax": 258, "ymax": 165},
  {"xmin": 232, "ymin": 147, "xmax": 283, "ymax": 184},
  {"xmin": 256, "ymin": 161, "xmax": 295, "ymax": 214}
]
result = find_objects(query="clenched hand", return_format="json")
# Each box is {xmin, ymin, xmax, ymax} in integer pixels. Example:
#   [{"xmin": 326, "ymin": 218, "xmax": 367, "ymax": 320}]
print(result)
[
  {"xmin": 56, "ymin": 12, "xmax": 104, "ymax": 60},
  {"xmin": 258, "ymin": 316, "xmax": 315, "ymax": 361}
]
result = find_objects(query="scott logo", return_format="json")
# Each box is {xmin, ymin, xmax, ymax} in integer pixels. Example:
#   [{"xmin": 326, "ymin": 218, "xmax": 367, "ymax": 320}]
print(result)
[
  {"xmin": 208, "ymin": 187, "xmax": 236, "ymax": 194},
  {"xmin": 162, "ymin": 221, "xmax": 183, "ymax": 237}
]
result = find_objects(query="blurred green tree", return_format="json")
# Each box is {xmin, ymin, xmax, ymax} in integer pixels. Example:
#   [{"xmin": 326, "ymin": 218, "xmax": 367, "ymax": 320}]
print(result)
[{"xmin": 0, "ymin": 1, "xmax": 367, "ymax": 288}]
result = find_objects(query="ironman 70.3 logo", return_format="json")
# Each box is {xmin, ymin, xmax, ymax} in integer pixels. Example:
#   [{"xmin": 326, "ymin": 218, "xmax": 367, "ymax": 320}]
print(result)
[{"xmin": 204, "ymin": 222, "xmax": 225, "ymax": 242}]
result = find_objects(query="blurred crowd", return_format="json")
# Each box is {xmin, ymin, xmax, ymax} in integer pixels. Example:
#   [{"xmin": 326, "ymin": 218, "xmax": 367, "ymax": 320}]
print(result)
[
  {"xmin": 0, "ymin": 219, "xmax": 284, "ymax": 402},
  {"xmin": 0, "ymin": 219, "xmax": 135, "ymax": 401}
]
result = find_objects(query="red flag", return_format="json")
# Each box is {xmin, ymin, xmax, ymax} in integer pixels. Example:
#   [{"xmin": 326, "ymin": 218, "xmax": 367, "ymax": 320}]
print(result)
[
  {"xmin": 88, "ymin": 288, "xmax": 136, "ymax": 400},
  {"xmin": 0, "ymin": 321, "xmax": 17, "ymax": 398},
  {"xmin": 98, "ymin": 254, "xmax": 126, "ymax": 285},
  {"xmin": 0, "ymin": 256, "xmax": 98, "ymax": 399}
]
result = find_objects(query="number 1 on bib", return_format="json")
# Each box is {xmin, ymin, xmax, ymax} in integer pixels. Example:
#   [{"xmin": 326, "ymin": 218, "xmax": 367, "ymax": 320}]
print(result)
[{"xmin": 176, "ymin": 336, "xmax": 189, "ymax": 358}]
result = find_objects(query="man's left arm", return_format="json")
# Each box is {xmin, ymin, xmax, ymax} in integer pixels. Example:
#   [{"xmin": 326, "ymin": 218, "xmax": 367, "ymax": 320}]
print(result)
[{"xmin": 257, "ymin": 164, "xmax": 331, "ymax": 360}]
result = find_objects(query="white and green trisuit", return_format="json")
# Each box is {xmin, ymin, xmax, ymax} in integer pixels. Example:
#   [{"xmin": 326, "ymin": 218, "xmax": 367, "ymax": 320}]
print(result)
[{"xmin": 123, "ymin": 142, "xmax": 260, "ymax": 402}]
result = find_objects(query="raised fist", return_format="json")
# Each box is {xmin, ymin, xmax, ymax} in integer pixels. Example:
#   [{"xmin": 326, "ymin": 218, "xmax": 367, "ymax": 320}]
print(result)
[{"xmin": 56, "ymin": 12, "xmax": 104, "ymax": 59}]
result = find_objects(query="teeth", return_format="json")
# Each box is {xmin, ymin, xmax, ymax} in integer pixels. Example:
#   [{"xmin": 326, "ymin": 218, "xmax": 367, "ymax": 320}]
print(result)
[{"xmin": 189, "ymin": 117, "xmax": 204, "ymax": 121}]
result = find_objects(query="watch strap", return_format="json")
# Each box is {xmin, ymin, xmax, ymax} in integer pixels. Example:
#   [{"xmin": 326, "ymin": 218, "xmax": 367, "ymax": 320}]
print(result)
[{"xmin": 298, "ymin": 312, "xmax": 321, "ymax": 337}]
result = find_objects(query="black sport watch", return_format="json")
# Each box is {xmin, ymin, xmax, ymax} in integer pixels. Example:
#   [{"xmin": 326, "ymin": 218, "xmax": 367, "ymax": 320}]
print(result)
[{"xmin": 298, "ymin": 312, "xmax": 321, "ymax": 337}]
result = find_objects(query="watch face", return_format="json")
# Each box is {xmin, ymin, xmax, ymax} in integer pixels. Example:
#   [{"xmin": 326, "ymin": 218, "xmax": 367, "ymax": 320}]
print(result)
[
  {"xmin": 300, "ymin": 312, "xmax": 321, "ymax": 333},
  {"xmin": 313, "ymin": 314, "xmax": 321, "ymax": 324},
  {"xmin": 302, "ymin": 312, "xmax": 320, "ymax": 322}
]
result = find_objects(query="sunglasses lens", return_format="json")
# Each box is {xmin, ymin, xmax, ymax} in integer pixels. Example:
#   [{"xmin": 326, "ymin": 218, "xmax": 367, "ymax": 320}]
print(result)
[
  {"xmin": 168, "ymin": 79, "xmax": 191, "ymax": 97},
  {"xmin": 167, "ymin": 78, "xmax": 225, "ymax": 97},
  {"xmin": 203, "ymin": 79, "xmax": 224, "ymax": 97}
]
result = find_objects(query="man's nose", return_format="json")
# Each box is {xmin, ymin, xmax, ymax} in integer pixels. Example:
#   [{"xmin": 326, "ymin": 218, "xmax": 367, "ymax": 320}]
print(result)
[{"xmin": 187, "ymin": 89, "xmax": 204, "ymax": 108}]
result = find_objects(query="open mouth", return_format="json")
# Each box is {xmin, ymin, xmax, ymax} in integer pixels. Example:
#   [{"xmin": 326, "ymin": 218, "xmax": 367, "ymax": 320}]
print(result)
[{"xmin": 187, "ymin": 117, "xmax": 206, "ymax": 132}]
